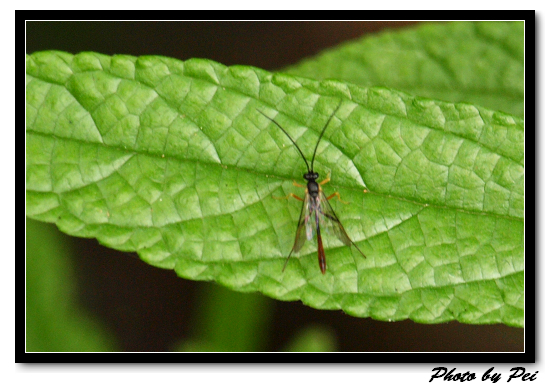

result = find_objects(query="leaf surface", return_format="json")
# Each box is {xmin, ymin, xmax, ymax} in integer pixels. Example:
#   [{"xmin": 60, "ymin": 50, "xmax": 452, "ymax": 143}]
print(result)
[
  {"xmin": 26, "ymin": 51, "xmax": 524, "ymax": 326},
  {"xmin": 286, "ymin": 21, "xmax": 524, "ymax": 116}
]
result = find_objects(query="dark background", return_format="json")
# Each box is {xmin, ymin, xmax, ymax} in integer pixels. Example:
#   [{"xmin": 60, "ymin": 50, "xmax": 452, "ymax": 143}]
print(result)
[{"xmin": 26, "ymin": 21, "xmax": 524, "ymax": 352}]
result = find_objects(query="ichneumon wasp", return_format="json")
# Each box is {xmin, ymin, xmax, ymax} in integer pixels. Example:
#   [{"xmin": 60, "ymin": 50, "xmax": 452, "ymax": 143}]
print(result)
[{"xmin": 258, "ymin": 101, "xmax": 366, "ymax": 274}]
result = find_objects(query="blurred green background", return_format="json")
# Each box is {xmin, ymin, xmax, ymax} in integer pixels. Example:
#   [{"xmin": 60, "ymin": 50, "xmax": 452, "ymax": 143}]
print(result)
[{"xmin": 26, "ymin": 21, "xmax": 524, "ymax": 352}]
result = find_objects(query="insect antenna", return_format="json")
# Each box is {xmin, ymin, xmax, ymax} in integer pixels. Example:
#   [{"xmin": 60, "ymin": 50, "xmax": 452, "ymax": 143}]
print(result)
[
  {"xmin": 310, "ymin": 99, "xmax": 343, "ymax": 173},
  {"xmin": 257, "ymin": 109, "xmax": 311, "ymax": 173}
]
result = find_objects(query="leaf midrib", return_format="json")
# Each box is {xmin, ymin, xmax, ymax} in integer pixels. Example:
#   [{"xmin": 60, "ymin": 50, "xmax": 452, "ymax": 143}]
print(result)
[{"xmin": 27, "ymin": 126, "xmax": 523, "ymax": 226}]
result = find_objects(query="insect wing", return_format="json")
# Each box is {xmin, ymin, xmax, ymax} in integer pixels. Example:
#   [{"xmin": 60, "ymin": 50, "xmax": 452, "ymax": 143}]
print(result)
[
  {"xmin": 318, "ymin": 191, "xmax": 353, "ymax": 247},
  {"xmin": 292, "ymin": 193, "xmax": 312, "ymax": 253},
  {"xmin": 305, "ymin": 194, "xmax": 317, "ymax": 241}
]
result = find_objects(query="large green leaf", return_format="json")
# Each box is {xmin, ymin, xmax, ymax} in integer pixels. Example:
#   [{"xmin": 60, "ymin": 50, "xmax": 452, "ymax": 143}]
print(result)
[
  {"xmin": 26, "ymin": 50, "xmax": 524, "ymax": 326},
  {"xmin": 26, "ymin": 218, "xmax": 116, "ymax": 351},
  {"xmin": 286, "ymin": 21, "xmax": 524, "ymax": 117}
]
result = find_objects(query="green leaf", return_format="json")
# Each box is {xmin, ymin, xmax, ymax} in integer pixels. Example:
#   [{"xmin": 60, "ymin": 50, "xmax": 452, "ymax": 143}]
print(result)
[
  {"xmin": 26, "ymin": 50, "xmax": 524, "ymax": 327},
  {"xmin": 26, "ymin": 218, "xmax": 117, "ymax": 351},
  {"xmin": 174, "ymin": 283, "xmax": 272, "ymax": 352},
  {"xmin": 285, "ymin": 21, "xmax": 524, "ymax": 117},
  {"xmin": 282, "ymin": 325, "xmax": 337, "ymax": 352}
]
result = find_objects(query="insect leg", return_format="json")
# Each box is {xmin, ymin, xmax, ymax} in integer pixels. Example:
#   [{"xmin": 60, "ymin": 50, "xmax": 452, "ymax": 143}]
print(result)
[
  {"xmin": 325, "ymin": 192, "xmax": 349, "ymax": 205},
  {"xmin": 273, "ymin": 180, "xmax": 306, "ymax": 200},
  {"xmin": 319, "ymin": 193, "xmax": 366, "ymax": 259},
  {"xmin": 320, "ymin": 210, "xmax": 339, "ymax": 222},
  {"xmin": 318, "ymin": 173, "xmax": 349, "ymax": 204},
  {"xmin": 318, "ymin": 173, "xmax": 331, "ymax": 186},
  {"xmin": 272, "ymin": 193, "xmax": 303, "ymax": 201},
  {"xmin": 282, "ymin": 249, "xmax": 294, "ymax": 272}
]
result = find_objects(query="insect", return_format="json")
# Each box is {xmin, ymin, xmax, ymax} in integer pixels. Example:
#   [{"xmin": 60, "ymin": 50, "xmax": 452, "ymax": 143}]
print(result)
[{"xmin": 258, "ymin": 101, "xmax": 366, "ymax": 274}]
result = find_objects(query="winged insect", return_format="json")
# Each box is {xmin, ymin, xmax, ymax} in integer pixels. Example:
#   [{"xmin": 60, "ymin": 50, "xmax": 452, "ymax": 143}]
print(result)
[{"xmin": 258, "ymin": 101, "xmax": 365, "ymax": 274}]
